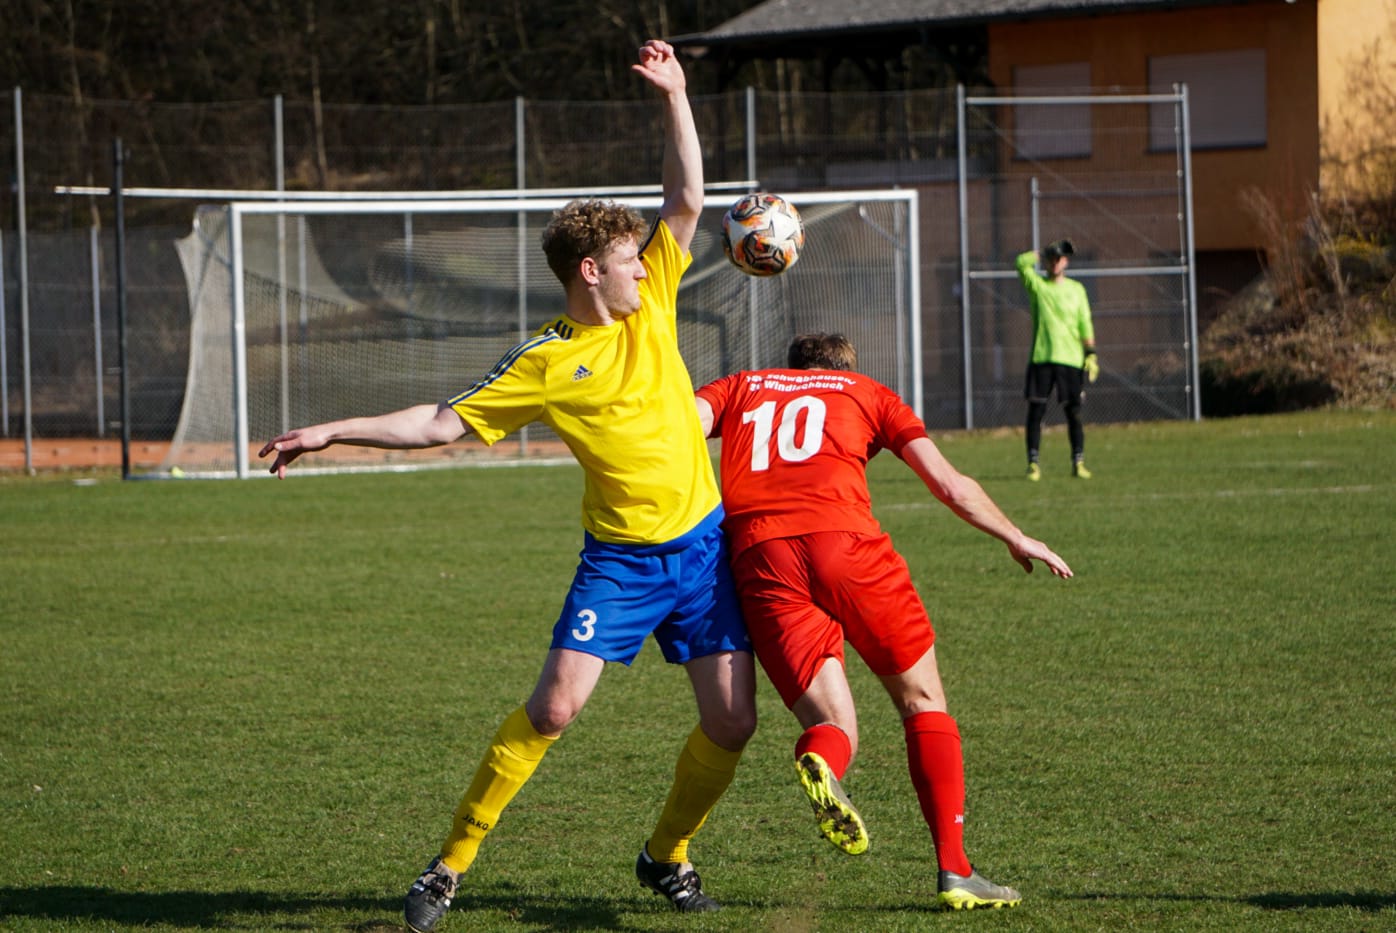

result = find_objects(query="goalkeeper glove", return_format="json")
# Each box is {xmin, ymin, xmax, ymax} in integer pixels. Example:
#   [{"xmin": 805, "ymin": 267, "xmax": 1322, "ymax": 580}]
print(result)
[{"xmin": 1083, "ymin": 351, "xmax": 1099, "ymax": 383}]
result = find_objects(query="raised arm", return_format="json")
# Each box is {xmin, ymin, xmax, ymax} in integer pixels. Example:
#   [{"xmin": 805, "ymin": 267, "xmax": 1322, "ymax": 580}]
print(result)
[
  {"xmin": 694, "ymin": 396, "xmax": 715, "ymax": 437},
  {"xmin": 1015, "ymin": 249, "xmax": 1045, "ymax": 297},
  {"xmin": 899, "ymin": 436, "xmax": 1073, "ymax": 578},
  {"xmin": 632, "ymin": 39, "xmax": 703, "ymax": 252},
  {"xmin": 257, "ymin": 401, "xmax": 471, "ymax": 478}
]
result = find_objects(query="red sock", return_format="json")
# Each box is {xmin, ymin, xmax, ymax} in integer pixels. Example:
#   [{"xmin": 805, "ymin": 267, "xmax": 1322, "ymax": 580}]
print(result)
[
  {"xmin": 794, "ymin": 722, "xmax": 852, "ymax": 778},
  {"xmin": 904, "ymin": 711, "xmax": 972, "ymax": 875}
]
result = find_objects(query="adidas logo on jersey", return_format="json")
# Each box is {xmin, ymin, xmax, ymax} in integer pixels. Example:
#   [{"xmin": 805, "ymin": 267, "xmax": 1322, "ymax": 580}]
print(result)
[{"xmin": 572, "ymin": 365, "xmax": 593, "ymax": 381}]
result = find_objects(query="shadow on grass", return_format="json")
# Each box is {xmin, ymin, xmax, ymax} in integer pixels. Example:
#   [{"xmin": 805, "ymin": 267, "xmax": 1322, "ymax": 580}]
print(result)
[
  {"xmin": 0, "ymin": 886, "xmax": 629, "ymax": 929},
  {"xmin": 1247, "ymin": 891, "xmax": 1396, "ymax": 912},
  {"xmin": 1068, "ymin": 891, "xmax": 1396, "ymax": 912}
]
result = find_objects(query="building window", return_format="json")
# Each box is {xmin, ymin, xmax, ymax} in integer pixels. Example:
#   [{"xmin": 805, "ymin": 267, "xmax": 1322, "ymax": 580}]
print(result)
[
  {"xmin": 1149, "ymin": 49, "xmax": 1266, "ymax": 151},
  {"xmin": 1012, "ymin": 62, "xmax": 1092, "ymax": 159}
]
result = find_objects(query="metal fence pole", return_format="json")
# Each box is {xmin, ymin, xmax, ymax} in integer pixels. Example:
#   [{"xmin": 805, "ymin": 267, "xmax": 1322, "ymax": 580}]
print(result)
[
  {"xmin": 275, "ymin": 94, "xmax": 291, "ymax": 433},
  {"xmin": 745, "ymin": 86, "xmax": 759, "ymax": 367},
  {"xmin": 515, "ymin": 95, "xmax": 529, "ymax": 456},
  {"xmin": 229, "ymin": 203, "xmax": 250, "ymax": 478},
  {"xmin": 1, "ymin": 228, "xmax": 8, "ymax": 436},
  {"xmin": 1179, "ymin": 83, "xmax": 1201, "ymax": 421},
  {"xmin": 906, "ymin": 193, "xmax": 923, "ymax": 420},
  {"xmin": 114, "ymin": 138, "xmax": 130, "ymax": 478},
  {"xmin": 297, "ymin": 215, "xmax": 309, "ymax": 425},
  {"xmin": 744, "ymin": 86, "xmax": 757, "ymax": 186},
  {"xmin": 90, "ymin": 225, "xmax": 105, "ymax": 436},
  {"xmin": 15, "ymin": 88, "xmax": 34, "ymax": 470},
  {"xmin": 1030, "ymin": 176, "xmax": 1041, "ymax": 253},
  {"xmin": 955, "ymin": 83, "xmax": 973, "ymax": 430}
]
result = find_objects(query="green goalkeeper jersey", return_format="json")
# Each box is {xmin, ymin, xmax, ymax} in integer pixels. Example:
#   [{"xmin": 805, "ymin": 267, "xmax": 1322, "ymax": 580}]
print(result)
[{"xmin": 1016, "ymin": 251, "xmax": 1095, "ymax": 368}]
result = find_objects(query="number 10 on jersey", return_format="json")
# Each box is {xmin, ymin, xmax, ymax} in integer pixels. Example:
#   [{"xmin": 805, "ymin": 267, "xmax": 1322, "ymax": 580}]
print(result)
[{"xmin": 741, "ymin": 396, "xmax": 827, "ymax": 472}]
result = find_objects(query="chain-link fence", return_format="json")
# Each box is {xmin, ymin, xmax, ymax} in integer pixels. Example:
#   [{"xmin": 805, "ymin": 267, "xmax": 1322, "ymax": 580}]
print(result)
[
  {"xmin": 2, "ymin": 84, "xmax": 1195, "ymax": 466},
  {"xmin": 955, "ymin": 89, "xmax": 1198, "ymax": 430}
]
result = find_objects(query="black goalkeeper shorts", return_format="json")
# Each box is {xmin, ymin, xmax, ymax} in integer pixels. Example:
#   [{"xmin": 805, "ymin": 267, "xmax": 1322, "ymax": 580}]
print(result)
[{"xmin": 1025, "ymin": 362, "xmax": 1085, "ymax": 404}]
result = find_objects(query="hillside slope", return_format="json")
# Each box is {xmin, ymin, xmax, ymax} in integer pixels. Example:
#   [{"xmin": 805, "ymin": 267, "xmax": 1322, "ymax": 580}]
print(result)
[{"xmin": 1200, "ymin": 236, "xmax": 1395, "ymax": 416}]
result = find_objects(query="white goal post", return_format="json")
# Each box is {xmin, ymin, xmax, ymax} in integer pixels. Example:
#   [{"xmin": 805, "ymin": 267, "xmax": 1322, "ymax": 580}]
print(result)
[{"xmin": 166, "ymin": 188, "xmax": 920, "ymax": 478}]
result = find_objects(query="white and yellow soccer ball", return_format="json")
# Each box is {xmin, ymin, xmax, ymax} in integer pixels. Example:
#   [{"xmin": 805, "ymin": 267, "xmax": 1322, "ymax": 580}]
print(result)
[{"xmin": 721, "ymin": 193, "xmax": 804, "ymax": 276}]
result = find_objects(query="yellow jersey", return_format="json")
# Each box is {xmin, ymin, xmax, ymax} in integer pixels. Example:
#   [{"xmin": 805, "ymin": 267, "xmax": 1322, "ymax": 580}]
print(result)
[{"xmin": 448, "ymin": 220, "xmax": 720, "ymax": 545}]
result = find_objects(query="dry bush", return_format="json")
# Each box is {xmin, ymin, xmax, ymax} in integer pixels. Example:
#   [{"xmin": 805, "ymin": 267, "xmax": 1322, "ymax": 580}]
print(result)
[{"xmin": 1200, "ymin": 185, "xmax": 1395, "ymax": 414}]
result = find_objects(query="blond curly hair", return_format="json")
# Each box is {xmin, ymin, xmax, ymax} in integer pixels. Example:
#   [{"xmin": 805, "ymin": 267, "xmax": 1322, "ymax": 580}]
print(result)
[{"xmin": 541, "ymin": 199, "xmax": 649, "ymax": 285}]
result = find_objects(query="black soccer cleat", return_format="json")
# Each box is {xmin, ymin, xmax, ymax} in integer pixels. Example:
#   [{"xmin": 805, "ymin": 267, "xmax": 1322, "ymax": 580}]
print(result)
[
  {"xmin": 635, "ymin": 846, "xmax": 721, "ymax": 912},
  {"xmin": 404, "ymin": 855, "xmax": 458, "ymax": 932}
]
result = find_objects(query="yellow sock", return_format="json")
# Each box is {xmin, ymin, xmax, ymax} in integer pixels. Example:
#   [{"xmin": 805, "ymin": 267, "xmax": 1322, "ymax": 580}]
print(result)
[
  {"xmin": 646, "ymin": 725, "xmax": 743, "ymax": 864},
  {"xmin": 439, "ymin": 705, "xmax": 557, "ymax": 874}
]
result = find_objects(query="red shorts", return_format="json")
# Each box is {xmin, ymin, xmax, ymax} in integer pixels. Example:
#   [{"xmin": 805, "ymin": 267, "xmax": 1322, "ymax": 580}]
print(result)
[{"xmin": 729, "ymin": 531, "xmax": 935, "ymax": 709}]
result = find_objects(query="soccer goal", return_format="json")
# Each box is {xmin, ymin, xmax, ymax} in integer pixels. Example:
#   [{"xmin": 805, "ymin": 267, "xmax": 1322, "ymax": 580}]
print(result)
[{"xmin": 164, "ymin": 189, "xmax": 920, "ymax": 478}]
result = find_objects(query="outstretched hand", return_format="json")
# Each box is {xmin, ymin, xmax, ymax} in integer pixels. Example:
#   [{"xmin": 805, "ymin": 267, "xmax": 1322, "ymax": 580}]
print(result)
[
  {"xmin": 1008, "ymin": 535, "xmax": 1074, "ymax": 579},
  {"xmin": 258, "ymin": 427, "xmax": 328, "ymax": 479},
  {"xmin": 631, "ymin": 39, "xmax": 685, "ymax": 94}
]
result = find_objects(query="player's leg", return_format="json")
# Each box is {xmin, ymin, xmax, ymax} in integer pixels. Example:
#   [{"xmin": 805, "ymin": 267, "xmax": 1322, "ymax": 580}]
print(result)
[
  {"xmin": 776, "ymin": 530, "xmax": 871, "ymax": 854},
  {"xmin": 1066, "ymin": 397, "xmax": 1085, "ymax": 458},
  {"xmin": 789, "ymin": 658, "xmax": 869, "ymax": 855},
  {"xmin": 791, "ymin": 659, "xmax": 860, "ymax": 767},
  {"xmin": 731, "ymin": 534, "xmax": 870, "ymax": 854},
  {"xmin": 442, "ymin": 554, "xmax": 632, "ymax": 872},
  {"xmin": 661, "ymin": 650, "xmax": 757, "ymax": 864},
  {"xmin": 404, "ymin": 649, "xmax": 602, "ymax": 932},
  {"xmin": 637, "ymin": 520, "xmax": 754, "ymax": 911},
  {"xmin": 882, "ymin": 649, "xmax": 1020, "ymax": 910},
  {"xmin": 879, "ymin": 648, "xmax": 966, "ymax": 872},
  {"xmin": 686, "ymin": 648, "xmax": 758, "ymax": 750},
  {"xmin": 636, "ymin": 650, "xmax": 752, "ymax": 913},
  {"xmin": 816, "ymin": 534, "xmax": 951, "ymax": 865},
  {"xmin": 1065, "ymin": 401, "xmax": 1090, "ymax": 476},
  {"xmin": 1059, "ymin": 364, "xmax": 1090, "ymax": 477},
  {"xmin": 447, "ymin": 650, "xmax": 603, "ymax": 867},
  {"xmin": 645, "ymin": 649, "xmax": 755, "ymax": 861},
  {"xmin": 1024, "ymin": 364, "xmax": 1050, "ymax": 480},
  {"xmin": 408, "ymin": 536, "xmax": 653, "ymax": 931},
  {"xmin": 821, "ymin": 533, "xmax": 1018, "ymax": 909}
]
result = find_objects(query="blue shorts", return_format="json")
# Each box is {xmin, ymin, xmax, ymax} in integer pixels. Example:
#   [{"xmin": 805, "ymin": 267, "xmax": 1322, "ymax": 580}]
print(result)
[{"xmin": 552, "ymin": 507, "xmax": 751, "ymax": 665}]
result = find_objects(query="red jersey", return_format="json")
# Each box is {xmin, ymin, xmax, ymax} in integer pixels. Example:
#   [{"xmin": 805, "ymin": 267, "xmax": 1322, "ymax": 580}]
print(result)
[{"xmin": 696, "ymin": 369, "xmax": 927, "ymax": 557}]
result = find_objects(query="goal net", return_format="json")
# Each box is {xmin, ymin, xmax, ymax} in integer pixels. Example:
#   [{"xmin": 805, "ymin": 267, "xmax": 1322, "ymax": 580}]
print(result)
[{"xmin": 165, "ymin": 190, "xmax": 919, "ymax": 477}]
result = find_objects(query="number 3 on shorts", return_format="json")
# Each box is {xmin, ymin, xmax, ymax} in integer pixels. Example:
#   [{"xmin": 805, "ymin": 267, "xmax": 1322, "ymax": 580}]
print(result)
[{"xmin": 571, "ymin": 608, "xmax": 597, "ymax": 642}]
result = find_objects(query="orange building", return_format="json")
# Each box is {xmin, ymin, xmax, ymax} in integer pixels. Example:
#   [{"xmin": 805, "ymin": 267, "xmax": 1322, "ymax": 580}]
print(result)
[{"xmin": 681, "ymin": 0, "xmax": 1391, "ymax": 311}]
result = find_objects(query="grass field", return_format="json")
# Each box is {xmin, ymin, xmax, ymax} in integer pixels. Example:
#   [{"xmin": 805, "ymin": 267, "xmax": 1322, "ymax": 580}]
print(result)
[{"xmin": 2, "ymin": 409, "xmax": 1393, "ymax": 932}]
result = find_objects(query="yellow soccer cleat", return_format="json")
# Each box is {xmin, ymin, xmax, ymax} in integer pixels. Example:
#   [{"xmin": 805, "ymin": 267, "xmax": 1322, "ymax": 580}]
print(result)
[
  {"xmin": 1072, "ymin": 460, "xmax": 1092, "ymax": 479},
  {"xmin": 937, "ymin": 867, "xmax": 1022, "ymax": 911},
  {"xmin": 796, "ymin": 752, "xmax": 869, "ymax": 855},
  {"xmin": 1026, "ymin": 462, "xmax": 1042, "ymax": 482}
]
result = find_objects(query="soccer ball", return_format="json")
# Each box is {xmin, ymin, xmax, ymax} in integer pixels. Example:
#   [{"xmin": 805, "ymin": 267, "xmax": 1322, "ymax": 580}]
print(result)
[{"xmin": 721, "ymin": 193, "xmax": 804, "ymax": 276}]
